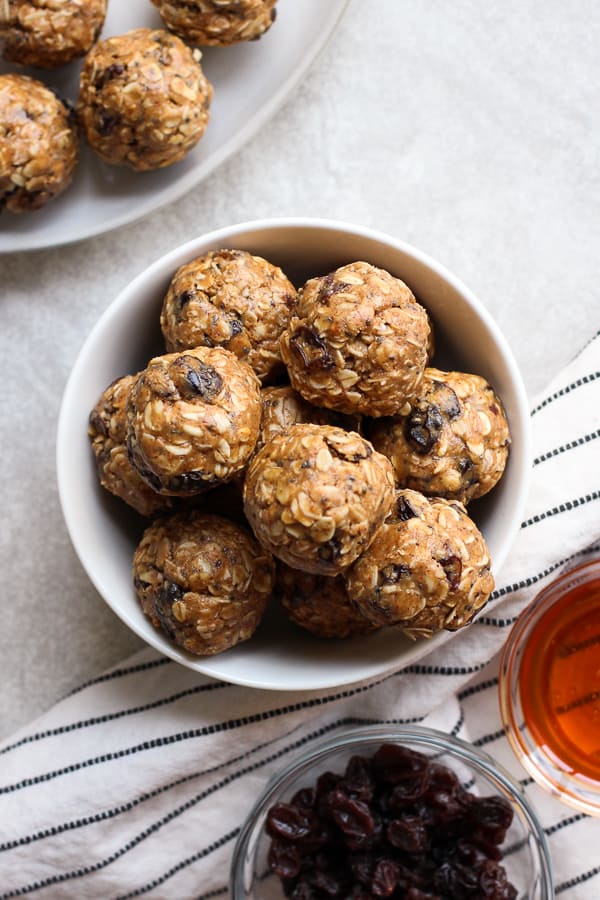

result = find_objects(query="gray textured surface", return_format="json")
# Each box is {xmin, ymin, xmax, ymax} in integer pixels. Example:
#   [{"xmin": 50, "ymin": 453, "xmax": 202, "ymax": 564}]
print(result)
[{"xmin": 1, "ymin": 0, "xmax": 599, "ymax": 739}]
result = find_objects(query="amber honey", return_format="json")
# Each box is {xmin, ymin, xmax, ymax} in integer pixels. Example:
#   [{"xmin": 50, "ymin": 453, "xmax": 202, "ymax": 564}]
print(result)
[{"xmin": 518, "ymin": 575, "xmax": 600, "ymax": 782}]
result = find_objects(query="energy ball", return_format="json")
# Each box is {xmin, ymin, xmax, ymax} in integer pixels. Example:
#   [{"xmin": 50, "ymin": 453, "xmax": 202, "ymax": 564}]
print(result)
[
  {"xmin": 150, "ymin": 0, "xmax": 278, "ymax": 47},
  {"xmin": 243, "ymin": 424, "xmax": 395, "ymax": 576},
  {"xmin": 127, "ymin": 347, "xmax": 261, "ymax": 496},
  {"xmin": 346, "ymin": 490, "xmax": 494, "ymax": 640},
  {"xmin": 133, "ymin": 511, "xmax": 274, "ymax": 656},
  {"xmin": 0, "ymin": 0, "xmax": 107, "ymax": 68},
  {"xmin": 89, "ymin": 374, "xmax": 173, "ymax": 517},
  {"xmin": 77, "ymin": 28, "xmax": 213, "ymax": 171},
  {"xmin": 256, "ymin": 385, "xmax": 361, "ymax": 456},
  {"xmin": 280, "ymin": 261, "xmax": 431, "ymax": 417},
  {"xmin": 369, "ymin": 368, "xmax": 511, "ymax": 503},
  {"xmin": 0, "ymin": 73, "xmax": 78, "ymax": 213},
  {"xmin": 160, "ymin": 249, "xmax": 297, "ymax": 384},
  {"xmin": 276, "ymin": 564, "xmax": 377, "ymax": 639}
]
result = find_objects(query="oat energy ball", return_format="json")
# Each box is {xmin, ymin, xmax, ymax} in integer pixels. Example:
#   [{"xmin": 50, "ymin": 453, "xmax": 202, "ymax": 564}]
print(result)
[
  {"xmin": 346, "ymin": 490, "xmax": 494, "ymax": 640},
  {"xmin": 243, "ymin": 424, "xmax": 395, "ymax": 576},
  {"xmin": 127, "ymin": 347, "xmax": 261, "ymax": 496},
  {"xmin": 276, "ymin": 564, "xmax": 377, "ymax": 639},
  {"xmin": 77, "ymin": 28, "xmax": 213, "ymax": 171},
  {"xmin": 160, "ymin": 249, "xmax": 297, "ymax": 384},
  {"xmin": 280, "ymin": 262, "xmax": 431, "ymax": 417},
  {"xmin": 0, "ymin": 0, "xmax": 107, "ymax": 68},
  {"xmin": 89, "ymin": 374, "xmax": 174, "ymax": 517},
  {"xmin": 133, "ymin": 511, "xmax": 274, "ymax": 655},
  {"xmin": 151, "ymin": 0, "xmax": 278, "ymax": 47},
  {"xmin": 0, "ymin": 74, "xmax": 77, "ymax": 213},
  {"xmin": 369, "ymin": 368, "xmax": 511, "ymax": 503},
  {"xmin": 257, "ymin": 385, "xmax": 361, "ymax": 455}
]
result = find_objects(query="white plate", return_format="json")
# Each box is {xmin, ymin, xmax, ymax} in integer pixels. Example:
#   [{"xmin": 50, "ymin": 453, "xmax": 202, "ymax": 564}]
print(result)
[
  {"xmin": 57, "ymin": 218, "xmax": 532, "ymax": 692},
  {"xmin": 0, "ymin": 0, "xmax": 348, "ymax": 252}
]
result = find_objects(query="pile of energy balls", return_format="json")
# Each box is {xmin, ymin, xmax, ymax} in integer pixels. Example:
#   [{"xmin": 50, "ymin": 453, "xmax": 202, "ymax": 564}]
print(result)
[
  {"xmin": 88, "ymin": 251, "xmax": 511, "ymax": 657},
  {"xmin": 0, "ymin": 0, "xmax": 278, "ymax": 212}
]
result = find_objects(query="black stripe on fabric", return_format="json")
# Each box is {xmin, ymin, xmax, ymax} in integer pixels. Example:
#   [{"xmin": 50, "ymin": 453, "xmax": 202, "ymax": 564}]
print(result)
[
  {"xmin": 545, "ymin": 812, "xmax": 586, "ymax": 837},
  {"xmin": 521, "ymin": 490, "xmax": 600, "ymax": 530},
  {"xmin": 533, "ymin": 427, "xmax": 600, "ymax": 467},
  {"xmin": 0, "ymin": 681, "xmax": 229, "ymax": 758},
  {"xmin": 555, "ymin": 864, "xmax": 600, "ymax": 895},
  {"xmin": 530, "ymin": 371, "xmax": 600, "ymax": 417},
  {"xmin": 519, "ymin": 776, "xmax": 534, "ymax": 788},
  {"xmin": 195, "ymin": 889, "xmax": 228, "ymax": 900},
  {"xmin": 0, "ymin": 662, "xmax": 484, "ymax": 798},
  {"xmin": 473, "ymin": 727, "xmax": 505, "ymax": 748},
  {"xmin": 65, "ymin": 657, "xmax": 172, "ymax": 699},
  {"xmin": 457, "ymin": 677, "xmax": 498, "ymax": 701},
  {"xmin": 0, "ymin": 715, "xmax": 426, "ymax": 898}
]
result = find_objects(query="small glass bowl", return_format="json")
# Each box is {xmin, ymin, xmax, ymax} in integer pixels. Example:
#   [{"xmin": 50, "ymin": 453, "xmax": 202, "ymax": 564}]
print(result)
[
  {"xmin": 230, "ymin": 724, "xmax": 553, "ymax": 898},
  {"xmin": 499, "ymin": 557, "xmax": 600, "ymax": 817}
]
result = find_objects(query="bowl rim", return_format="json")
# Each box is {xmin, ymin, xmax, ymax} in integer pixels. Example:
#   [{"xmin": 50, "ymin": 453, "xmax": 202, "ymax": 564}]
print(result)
[
  {"xmin": 498, "ymin": 556, "xmax": 600, "ymax": 817},
  {"xmin": 229, "ymin": 723, "xmax": 554, "ymax": 898},
  {"xmin": 56, "ymin": 216, "xmax": 532, "ymax": 689}
]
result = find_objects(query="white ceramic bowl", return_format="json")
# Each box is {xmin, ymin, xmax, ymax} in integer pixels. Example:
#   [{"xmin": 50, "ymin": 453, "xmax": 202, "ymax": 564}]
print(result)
[{"xmin": 57, "ymin": 218, "xmax": 531, "ymax": 690}]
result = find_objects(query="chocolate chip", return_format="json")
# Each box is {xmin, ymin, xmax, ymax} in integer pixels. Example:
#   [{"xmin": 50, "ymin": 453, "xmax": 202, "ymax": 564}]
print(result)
[
  {"xmin": 318, "ymin": 537, "xmax": 342, "ymax": 563},
  {"xmin": 404, "ymin": 404, "xmax": 443, "ymax": 454},
  {"xmin": 395, "ymin": 496, "xmax": 418, "ymax": 521},
  {"xmin": 229, "ymin": 317, "xmax": 243, "ymax": 337},
  {"xmin": 174, "ymin": 356, "xmax": 223, "ymax": 401},
  {"xmin": 439, "ymin": 555, "xmax": 462, "ymax": 590},
  {"xmin": 289, "ymin": 326, "xmax": 334, "ymax": 370},
  {"xmin": 317, "ymin": 274, "xmax": 349, "ymax": 305},
  {"xmin": 177, "ymin": 290, "xmax": 193, "ymax": 308},
  {"xmin": 98, "ymin": 113, "xmax": 119, "ymax": 136},
  {"xmin": 438, "ymin": 384, "xmax": 461, "ymax": 420},
  {"xmin": 380, "ymin": 563, "xmax": 410, "ymax": 584}
]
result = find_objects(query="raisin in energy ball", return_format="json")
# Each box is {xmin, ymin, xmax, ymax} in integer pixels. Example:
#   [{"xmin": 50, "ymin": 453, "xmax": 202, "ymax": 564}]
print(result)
[
  {"xmin": 243, "ymin": 424, "xmax": 395, "ymax": 576},
  {"xmin": 133, "ymin": 511, "xmax": 274, "ymax": 655},
  {"xmin": 369, "ymin": 368, "xmax": 511, "ymax": 502},
  {"xmin": 127, "ymin": 347, "xmax": 261, "ymax": 496},
  {"xmin": 89, "ymin": 374, "xmax": 173, "ymax": 517},
  {"xmin": 280, "ymin": 261, "xmax": 431, "ymax": 417},
  {"xmin": 151, "ymin": 0, "xmax": 278, "ymax": 47},
  {"xmin": 160, "ymin": 249, "xmax": 297, "ymax": 384},
  {"xmin": 0, "ymin": 0, "xmax": 107, "ymax": 68},
  {"xmin": 346, "ymin": 490, "xmax": 494, "ymax": 639},
  {"xmin": 77, "ymin": 28, "xmax": 213, "ymax": 171},
  {"xmin": 276, "ymin": 564, "xmax": 377, "ymax": 639},
  {"xmin": 0, "ymin": 73, "xmax": 77, "ymax": 213},
  {"xmin": 257, "ymin": 385, "xmax": 361, "ymax": 455}
]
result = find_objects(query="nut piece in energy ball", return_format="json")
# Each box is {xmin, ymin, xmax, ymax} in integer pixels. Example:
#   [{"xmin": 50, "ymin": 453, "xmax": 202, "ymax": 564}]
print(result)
[
  {"xmin": 127, "ymin": 347, "xmax": 261, "ymax": 496},
  {"xmin": 369, "ymin": 368, "xmax": 511, "ymax": 503},
  {"xmin": 280, "ymin": 261, "xmax": 431, "ymax": 417},
  {"xmin": 243, "ymin": 424, "xmax": 395, "ymax": 576},
  {"xmin": 133, "ymin": 511, "xmax": 274, "ymax": 655},
  {"xmin": 0, "ymin": 0, "xmax": 107, "ymax": 68},
  {"xmin": 88, "ymin": 374, "xmax": 173, "ymax": 518},
  {"xmin": 150, "ymin": 0, "xmax": 278, "ymax": 47},
  {"xmin": 160, "ymin": 249, "xmax": 297, "ymax": 385},
  {"xmin": 256, "ymin": 385, "xmax": 361, "ymax": 455},
  {"xmin": 0, "ymin": 74, "xmax": 78, "ymax": 213},
  {"xmin": 77, "ymin": 28, "xmax": 213, "ymax": 171},
  {"xmin": 275, "ymin": 563, "xmax": 377, "ymax": 639},
  {"xmin": 346, "ymin": 489, "xmax": 494, "ymax": 639}
]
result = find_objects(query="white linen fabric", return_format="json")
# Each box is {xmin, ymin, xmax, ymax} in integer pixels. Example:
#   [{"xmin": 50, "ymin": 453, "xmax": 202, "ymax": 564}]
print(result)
[{"xmin": 0, "ymin": 334, "xmax": 599, "ymax": 899}]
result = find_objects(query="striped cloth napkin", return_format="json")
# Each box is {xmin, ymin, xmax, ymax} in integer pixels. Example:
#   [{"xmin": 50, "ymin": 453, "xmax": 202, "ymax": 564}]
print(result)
[{"xmin": 1, "ymin": 334, "xmax": 599, "ymax": 899}]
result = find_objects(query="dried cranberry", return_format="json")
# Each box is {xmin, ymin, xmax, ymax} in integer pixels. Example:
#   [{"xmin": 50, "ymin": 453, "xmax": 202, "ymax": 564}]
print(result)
[{"xmin": 266, "ymin": 803, "xmax": 314, "ymax": 842}]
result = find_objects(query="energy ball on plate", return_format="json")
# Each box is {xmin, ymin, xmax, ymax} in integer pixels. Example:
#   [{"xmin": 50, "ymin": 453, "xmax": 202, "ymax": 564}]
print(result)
[
  {"xmin": 256, "ymin": 385, "xmax": 361, "ymax": 456},
  {"xmin": 160, "ymin": 249, "xmax": 297, "ymax": 384},
  {"xmin": 77, "ymin": 28, "xmax": 213, "ymax": 171},
  {"xmin": 280, "ymin": 261, "xmax": 431, "ymax": 417},
  {"xmin": 150, "ymin": 0, "xmax": 278, "ymax": 47},
  {"xmin": 276, "ymin": 564, "xmax": 377, "ymax": 639},
  {"xmin": 369, "ymin": 368, "xmax": 511, "ymax": 503},
  {"xmin": 243, "ymin": 424, "xmax": 395, "ymax": 576},
  {"xmin": 88, "ymin": 374, "xmax": 173, "ymax": 517},
  {"xmin": 0, "ymin": 0, "xmax": 107, "ymax": 68},
  {"xmin": 0, "ymin": 73, "xmax": 77, "ymax": 213},
  {"xmin": 127, "ymin": 346, "xmax": 261, "ymax": 496},
  {"xmin": 133, "ymin": 511, "xmax": 274, "ymax": 656},
  {"xmin": 346, "ymin": 489, "xmax": 494, "ymax": 640}
]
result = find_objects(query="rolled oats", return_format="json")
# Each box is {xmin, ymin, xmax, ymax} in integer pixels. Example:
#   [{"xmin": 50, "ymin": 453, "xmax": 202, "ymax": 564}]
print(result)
[
  {"xmin": 150, "ymin": 0, "xmax": 278, "ymax": 47},
  {"xmin": 368, "ymin": 368, "xmax": 510, "ymax": 503},
  {"xmin": 1, "ymin": 0, "xmax": 107, "ymax": 68},
  {"xmin": 77, "ymin": 28, "xmax": 213, "ymax": 171},
  {"xmin": 346, "ymin": 489, "xmax": 494, "ymax": 639},
  {"xmin": 280, "ymin": 261, "xmax": 431, "ymax": 417},
  {"xmin": 0, "ymin": 73, "xmax": 77, "ymax": 213},
  {"xmin": 243, "ymin": 424, "xmax": 395, "ymax": 575},
  {"xmin": 133, "ymin": 511, "xmax": 274, "ymax": 655}
]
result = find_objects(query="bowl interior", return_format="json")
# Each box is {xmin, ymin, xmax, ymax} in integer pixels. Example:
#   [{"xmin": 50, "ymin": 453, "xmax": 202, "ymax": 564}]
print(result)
[
  {"xmin": 230, "ymin": 727, "xmax": 552, "ymax": 898},
  {"xmin": 57, "ymin": 219, "xmax": 530, "ymax": 690}
]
